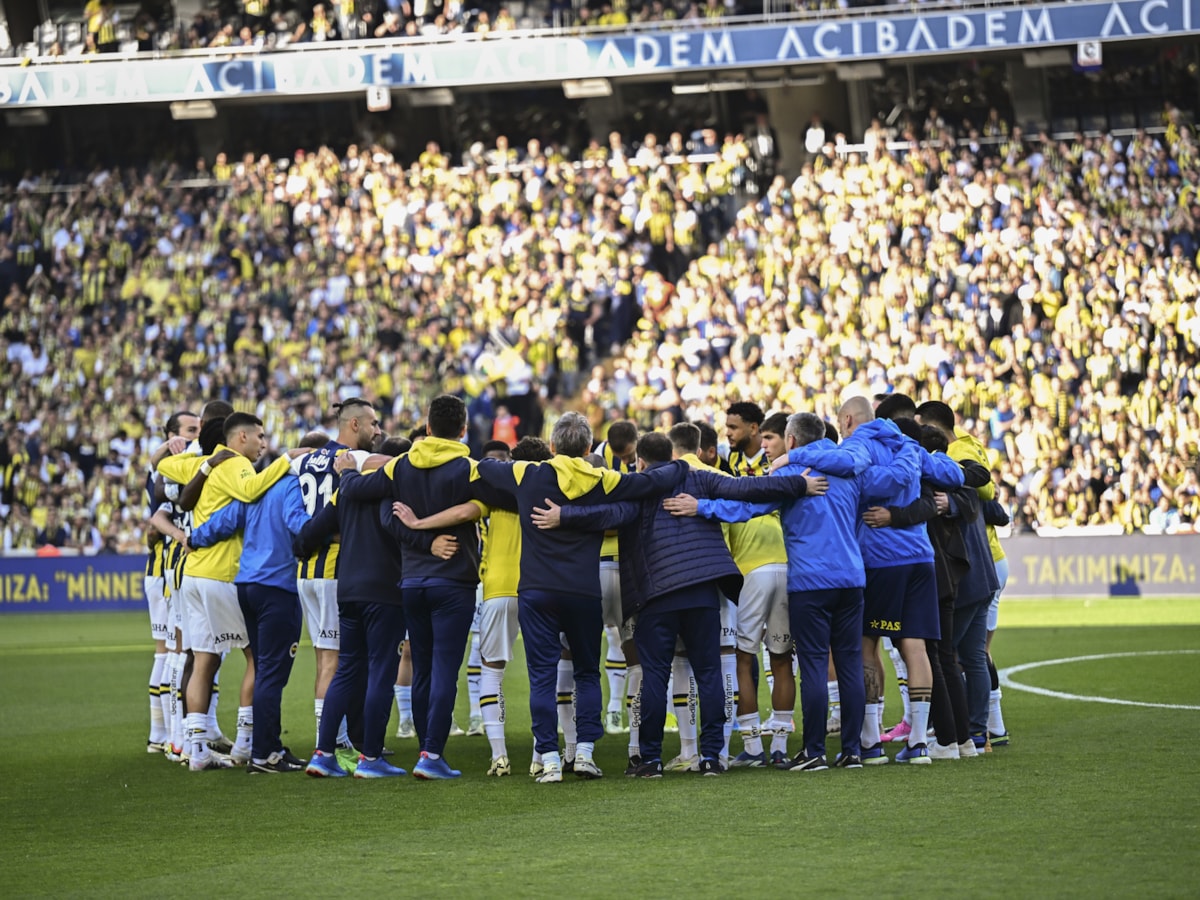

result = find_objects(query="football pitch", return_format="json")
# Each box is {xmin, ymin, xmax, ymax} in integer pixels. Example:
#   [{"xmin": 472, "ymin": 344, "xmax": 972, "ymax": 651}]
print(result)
[{"xmin": 2, "ymin": 598, "xmax": 1198, "ymax": 897}]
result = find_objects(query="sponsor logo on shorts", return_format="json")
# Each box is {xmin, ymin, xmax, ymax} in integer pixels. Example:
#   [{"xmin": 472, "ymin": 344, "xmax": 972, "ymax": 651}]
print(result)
[
  {"xmin": 869, "ymin": 619, "xmax": 901, "ymax": 632},
  {"xmin": 214, "ymin": 632, "xmax": 245, "ymax": 643},
  {"xmin": 319, "ymin": 629, "xmax": 339, "ymax": 640}
]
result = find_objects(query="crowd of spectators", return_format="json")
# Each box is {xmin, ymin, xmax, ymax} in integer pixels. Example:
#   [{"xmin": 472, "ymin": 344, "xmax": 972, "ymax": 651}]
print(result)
[
  {"xmin": 18, "ymin": 0, "xmax": 986, "ymax": 58},
  {"xmin": 2, "ymin": 101, "xmax": 1199, "ymax": 553}
]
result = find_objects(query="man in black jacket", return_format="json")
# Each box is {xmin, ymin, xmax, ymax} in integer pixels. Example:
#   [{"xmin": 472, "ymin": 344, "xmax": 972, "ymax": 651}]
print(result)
[
  {"xmin": 299, "ymin": 444, "xmax": 456, "ymax": 779},
  {"xmin": 865, "ymin": 422, "xmax": 990, "ymax": 759}
]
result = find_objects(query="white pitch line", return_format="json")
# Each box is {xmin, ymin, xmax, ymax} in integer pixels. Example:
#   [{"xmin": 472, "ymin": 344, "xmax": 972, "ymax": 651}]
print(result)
[{"xmin": 999, "ymin": 650, "xmax": 1200, "ymax": 710}]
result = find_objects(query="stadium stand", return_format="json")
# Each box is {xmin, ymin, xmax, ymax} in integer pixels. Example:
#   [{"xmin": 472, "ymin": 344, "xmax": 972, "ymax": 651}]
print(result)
[{"xmin": 2, "ymin": 98, "xmax": 1199, "ymax": 553}]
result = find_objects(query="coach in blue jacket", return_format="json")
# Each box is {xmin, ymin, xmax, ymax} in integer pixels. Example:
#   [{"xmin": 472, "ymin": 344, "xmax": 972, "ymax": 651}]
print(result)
[{"xmin": 540, "ymin": 425, "xmax": 825, "ymax": 777}]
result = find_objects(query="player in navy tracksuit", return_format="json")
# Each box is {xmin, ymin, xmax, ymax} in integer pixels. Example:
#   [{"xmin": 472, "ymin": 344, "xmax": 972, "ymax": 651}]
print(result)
[
  {"xmin": 475, "ymin": 412, "xmax": 699, "ymax": 782},
  {"xmin": 333, "ymin": 396, "xmax": 509, "ymax": 780},
  {"xmin": 297, "ymin": 447, "xmax": 448, "ymax": 779},
  {"xmin": 187, "ymin": 471, "xmax": 310, "ymax": 773},
  {"xmin": 549, "ymin": 428, "xmax": 824, "ymax": 777}
]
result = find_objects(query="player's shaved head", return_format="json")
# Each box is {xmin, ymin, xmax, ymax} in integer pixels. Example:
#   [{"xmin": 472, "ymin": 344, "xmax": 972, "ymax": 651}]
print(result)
[
  {"xmin": 300, "ymin": 431, "xmax": 330, "ymax": 449},
  {"xmin": 838, "ymin": 396, "xmax": 874, "ymax": 439}
]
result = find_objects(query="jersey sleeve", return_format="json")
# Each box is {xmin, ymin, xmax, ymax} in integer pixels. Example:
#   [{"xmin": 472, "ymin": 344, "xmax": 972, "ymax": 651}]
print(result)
[
  {"xmin": 694, "ymin": 497, "xmax": 778, "ymax": 523},
  {"xmin": 157, "ymin": 453, "xmax": 204, "ymax": 485},
  {"xmin": 211, "ymin": 454, "xmax": 292, "ymax": 504}
]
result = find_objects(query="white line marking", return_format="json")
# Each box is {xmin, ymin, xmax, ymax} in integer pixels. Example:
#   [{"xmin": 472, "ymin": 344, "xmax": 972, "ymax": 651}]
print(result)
[{"xmin": 999, "ymin": 650, "xmax": 1200, "ymax": 710}]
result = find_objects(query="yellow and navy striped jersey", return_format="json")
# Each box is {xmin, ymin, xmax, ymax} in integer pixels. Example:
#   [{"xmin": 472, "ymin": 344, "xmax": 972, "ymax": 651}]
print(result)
[
  {"xmin": 296, "ymin": 440, "xmax": 348, "ymax": 580},
  {"xmin": 721, "ymin": 447, "xmax": 769, "ymax": 477},
  {"xmin": 143, "ymin": 470, "xmax": 165, "ymax": 577}
]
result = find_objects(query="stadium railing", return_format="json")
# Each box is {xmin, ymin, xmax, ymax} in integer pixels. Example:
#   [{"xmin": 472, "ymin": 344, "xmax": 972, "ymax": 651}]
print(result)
[{"xmin": 2, "ymin": 0, "xmax": 1043, "ymax": 62}]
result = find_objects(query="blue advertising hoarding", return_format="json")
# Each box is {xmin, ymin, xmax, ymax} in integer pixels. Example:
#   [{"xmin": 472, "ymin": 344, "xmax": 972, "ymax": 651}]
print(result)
[
  {"xmin": 0, "ymin": 555, "xmax": 147, "ymax": 613},
  {"xmin": 0, "ymin": 0, "xmax": 1196, "ymax": 107}
]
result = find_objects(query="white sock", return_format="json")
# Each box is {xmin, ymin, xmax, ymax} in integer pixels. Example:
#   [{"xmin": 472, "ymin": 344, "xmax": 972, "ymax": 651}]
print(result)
[
  {"xmin": 604, "ymin": 627, "xmax": 627, "ymax": 714},
  {"xmin": 827, "ymin": 680, "xmax": 841, "ymax": 721},
  {"xmin": 186, "ymin": 712, "xmax": 209, "ymax": 759},
  {"xmin": 877, "ymin": 697, "xmax": 885, "ymax": 732},
  {"xmin": 721, "ymin": 653, "xmax": 737, "ymax": 759},
  {"xmin": 206, "ymin": 679, "xmax": 221, "ymax": 739},
  {"xmin": 886, "ymin": 640, "xmax": 911, "ymax": 724},
  {"xmin": 336, "ymin": 715, "xmax": 351, "ymax": 748},
  {"xmin": 557, "ymin": 659, "xmax": 576, "ymax": 760},
  {"xmin": 159, "ymin": 654, "xmax": 174, "ymax": 745},
  {"xmin": 762, "ymin": 646, "xmax": 774, "ymax": 694},
  {"xmin": 467, "ymin": 634, "xmax": 482, "ymax": 718},
  {"xmin": 170, "ymin": 653, "xmax": 185, "ymax": 750},
  {"xmin": 577, "ymin": 740, "xmax": 595, "ymax": 761},
  {"xmin": 909, "ymin": 700, "xmax": 931, "ymax": 748},
  {"xmin": 626, "ymin": 664, "xmax": 642, "ymax": 757},
  {"xmin": 989, "ymin": 688, "xmax": 1006, "ymax": 735},
  {"xmin": 315, "ymin": 698, "xmax": 325, "ymax": 745},
  {"xmin": 769, "ymin": 709, "xmax": 791, "ymax": 755},
  {"xmin": 149, "ymin": 653, "xmax": 168, "ymax": 742},
  {"xmin": 481, "ymin": 665, "xmax": 507, "ymax": 758},
  {"xmin": 738, "ymin": 713, "xmax": 763, "ymax": 756},
  {"xmin": 235, "ymin": 705, "xmax": 253, "ymax": 755},
  {"xmin": 543, "ymin": 750, "xmax": 561, "ymax": 770},
  {"xmin": 863, "ymin": 702, "xmax": 883, "ymax": 747},
  {"xmin": 672, "ymin": 656, "xmax": 697, "ymax": 758},
  {"xmin": 395, "ymin": 685, "xmax": 412, "ymax": 720}
]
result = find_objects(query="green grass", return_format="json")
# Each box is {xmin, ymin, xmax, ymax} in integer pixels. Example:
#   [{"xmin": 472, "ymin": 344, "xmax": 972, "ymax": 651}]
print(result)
[{"xmin": 1, "ymin": 600, "xmax": 1199, "ymax": 897}]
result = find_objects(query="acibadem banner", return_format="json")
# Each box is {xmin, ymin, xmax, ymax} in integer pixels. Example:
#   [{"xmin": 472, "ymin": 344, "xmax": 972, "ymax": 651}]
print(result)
[{"xmin": 0, "ymin": 0, "xmax": 1195, "ymax": 107}]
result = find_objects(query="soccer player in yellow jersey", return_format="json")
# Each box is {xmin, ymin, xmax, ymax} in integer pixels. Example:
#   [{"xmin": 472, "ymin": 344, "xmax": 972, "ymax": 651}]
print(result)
[{"xmin": 161, "ymin": 413, "xmax": 293, "ymax": 770}]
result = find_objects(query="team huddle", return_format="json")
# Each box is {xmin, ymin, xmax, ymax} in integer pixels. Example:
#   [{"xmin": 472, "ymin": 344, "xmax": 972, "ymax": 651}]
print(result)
[{"xmin": 141, "ymin": 390, "xmax": 1010, "ymax": 779}]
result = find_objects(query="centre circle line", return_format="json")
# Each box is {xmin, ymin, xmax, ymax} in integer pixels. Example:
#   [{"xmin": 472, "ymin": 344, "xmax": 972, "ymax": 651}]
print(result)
[{"xmin": 998, "ymin": 649, "xmax": 1200, "ymax": 711}]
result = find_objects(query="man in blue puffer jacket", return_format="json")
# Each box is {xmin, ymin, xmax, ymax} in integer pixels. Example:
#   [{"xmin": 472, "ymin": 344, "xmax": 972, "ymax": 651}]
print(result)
[
  {"xmin": 669, "ymin": 412, "xmax": 870, "ymax": 771},
  {"xmin": 534, "ymin": 427, "xmax": 826, "ymax": 778}
]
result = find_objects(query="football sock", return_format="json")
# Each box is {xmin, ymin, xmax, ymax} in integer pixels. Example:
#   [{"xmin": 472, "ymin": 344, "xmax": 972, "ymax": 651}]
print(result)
[
  {"xmin": 314, "ymin": 698, "xmax": 325, "ymax": 745},
  {"xmin": 543, "ymin": 750, "xmax": 561, "ymax": 771},
  {"xmin": 604, "ymin": 627, "xmax": 627, "ymax": 714},
  {"xmin": 480, "ymin": 665, "xmax": 507, "ymax": 758},
  {"xmin": 827, "ymin": 680, "xmax": 841, "ymax": 721},
  {"xmin": 235, "ymin": 706, "xmax": 253, "ymax": 757},
  {"xmin": 556, "ymin": 659, "xmax": 576, "ymax": 760},
  {"xmin": 769, "ymin": 709, "xmax": 791, "ymax": 755},
  {"xmin": 467, "ymin": 634, "xmax": 482, "ymax": 718},
  {"xmin": 626, "ymin": 663, "xmax": 642, "ymax": 757},
  {"xmin": 762, "ymin": 646, "xmax": 775, "ymax": 694},
  {"xmin": 877, "ymin": 696, "xmax": 885, "ymax": 732},
  {"xmin": 721, "ymin": 652, "xmax": 737, "ymax": 759},
  {"xmin": 672, "ymin": 656, "xmax": 698, "ymax": 758},
  {"xmin": 577, "ymin": 740, "xmax": 595, "ymax": 762},
  {"xmin": 149, "ymin": 652, "xmax": 168, "ymax": 743},
  {"xmin": 908, "ymin": 697, "xmax": 931, "ymax": 748},
  {"xmin": 395, "ymin": 685, "xmax": 412, "ymax": 720},
  {"xmin": 863, "ymin": 702, "xmax": 883, "ymax": 747},
  {"xmin": 169, "ymin": 653, "xmax": 185, "ymax": 750},
  {"xmin": 987, "ymin": 654, "xmax": 1000, "ymax": 692},
  {"xmin": 186, "ymin": 712, "xmax": 209, "ymax": 760},
  {"xmin": 336, "ymin": 715, "xmax": 351, "ymax": 749},
  {"xmin": 738, "ymin": 713, "xmax": 763, "ymax": 756},
  {"xmin": 989, "ymin": 688, "xmax": 1006, "ymax": 735},
  {"xmin": 886, "ymin": 639, "xmax": 911, "ymax": 725}
]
